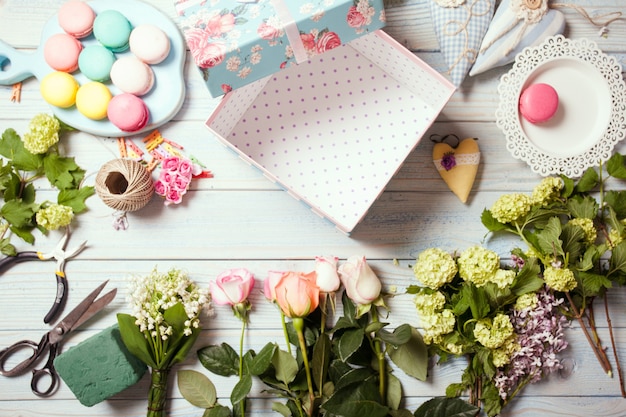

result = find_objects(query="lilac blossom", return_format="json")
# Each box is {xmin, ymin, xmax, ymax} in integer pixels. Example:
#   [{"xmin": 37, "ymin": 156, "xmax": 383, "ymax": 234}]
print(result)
[{"xmin": 494, "ymin": 288, "xmax": 569, "ymax": 401}]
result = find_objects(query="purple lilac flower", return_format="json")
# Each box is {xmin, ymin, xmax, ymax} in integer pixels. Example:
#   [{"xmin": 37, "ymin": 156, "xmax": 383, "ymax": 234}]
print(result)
[
  {"xmin": 441, "ymin": 152, "xmax": 457, "ymax": 171},
  {"xmin": 494, "ymin": 288, "xmax": 569, "ymax": 400}
]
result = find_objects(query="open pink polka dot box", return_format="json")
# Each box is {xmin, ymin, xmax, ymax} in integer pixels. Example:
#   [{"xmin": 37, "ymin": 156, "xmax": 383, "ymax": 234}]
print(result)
[{"xmin": 207, "ymin": 31, "xmax": 455, "ymax": 234}]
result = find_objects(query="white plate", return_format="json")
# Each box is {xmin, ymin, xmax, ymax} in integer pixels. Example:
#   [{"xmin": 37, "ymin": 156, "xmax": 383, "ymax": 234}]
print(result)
[
  {"xmin": 496, "ymin": 35, "xmax": 626, "ymax": 177},
  {"xmin": 0, "ymin": 0, "xmax": 186, "ymax": 137}
]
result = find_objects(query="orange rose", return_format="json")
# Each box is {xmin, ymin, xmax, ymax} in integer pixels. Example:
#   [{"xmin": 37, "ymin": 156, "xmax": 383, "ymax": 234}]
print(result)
[{"xmin": 274, "ymin": 271, "xmax": 320, "ymax": 318}]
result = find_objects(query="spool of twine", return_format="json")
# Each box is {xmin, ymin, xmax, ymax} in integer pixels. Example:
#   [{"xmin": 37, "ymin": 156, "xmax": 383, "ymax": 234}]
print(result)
[{"xmin": 95, "ymin": 159, "xmax": 154, "ymax": 212}]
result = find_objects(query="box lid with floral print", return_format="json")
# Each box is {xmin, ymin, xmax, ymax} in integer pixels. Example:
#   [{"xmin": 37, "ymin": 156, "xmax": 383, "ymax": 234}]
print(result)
[{"xmin": 174, "ymin": 0, "xmax": 386, "ymax": 97}]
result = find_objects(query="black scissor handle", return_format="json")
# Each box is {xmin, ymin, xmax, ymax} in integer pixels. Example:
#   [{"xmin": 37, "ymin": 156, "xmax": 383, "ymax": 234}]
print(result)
[
  {"xmin": 0, "ymin": 339, "xmax": 42, "ymax": 376},
  {"xmin": 0, "ymin": 252, "xmax": 40, "ymax": 272},
  {"xmin": 30, "ymin": 344, "xmax": 59, "ymax": 397},
  {"xmin": 43, "ymin": 273, "xmax": 67, "ymax": 324}
]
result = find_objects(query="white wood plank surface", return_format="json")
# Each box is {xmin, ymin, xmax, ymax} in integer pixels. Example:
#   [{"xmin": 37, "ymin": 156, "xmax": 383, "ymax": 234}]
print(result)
[{"xmin": 1, "ymin": 0, "xmax": 626, "ymax": 416}]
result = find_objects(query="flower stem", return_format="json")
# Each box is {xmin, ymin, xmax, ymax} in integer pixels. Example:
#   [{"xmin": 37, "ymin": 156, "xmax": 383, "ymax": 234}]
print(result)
[
  {"xmin": 281, "ymin": 310, "xmax": 292, "ymax": 355},
  {"xmin": 604, "ymin": 295, "xmax": 626, "ymax": 396},
  {"xmin": 293, "ymin": 318, "xmax": 314, "ymax": 417},
  {"xmin": 147, "ymin": 368, "xmax": 169, "ymax": 417},
  {"xmin": 239, "ymin": 319, "xmax": 246, "ymax": 417},
  {"xmin": 370, "ymin": 307, "xmax": 386, "ymax": 404}
]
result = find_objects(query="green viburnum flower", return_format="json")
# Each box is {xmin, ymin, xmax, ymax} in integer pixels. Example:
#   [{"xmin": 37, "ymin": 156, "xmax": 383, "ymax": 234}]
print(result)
[
  {"xmin": 445, "ymin": 342, "xmax": 465, "ymax": 355},
  {"xmin": 489, "ymin": 193, "xmax": 532, "ymax": 224},
  {"xmin": 531, "ymin": 176, "xmax": 563, "ymax": 206},
  {"xmin": 473, "ymin": 313, "xmax": 514, "ymax": 349},
  {"xmin": 492, "ymin": 336, "xmax": 520, "ymax": 367},
  {"xmin": 543, "ymin": 266, "xmax": 577, "ymax": 292},
  {"xmin": 35, "ymin": 204, "xmax": 73, "ymax": 230},
  {"xmin": 457, "ymin": 245, "xmax": 500, "ymax": 286},
  {"xmin": 568, "ymin": 217, "xmax": 597, "ymax": 245},
  {"xmin": 22, "ymin": 113, "xmax": 61, "ymax": 154},
  {"xmin": 514, "ymin": 292, "xmax": 538, "ymax": 311},
  {"xmin": 420, "ymin": 309, "xmax": 456, "ymax": 345},
  {"xmin": 491, "ymin": 269, "xmax": 516, "ymax": 289},
  {"xmin": 414, "ymin": 290, "xmax": 446, "ymax": 314},
  {"xmin": 608, "ymin": 228, "xmax": 623, "ymax": 249},
  {"xmin": 413, "ymin": 248, "xmax": 457, "ymax": 289}
]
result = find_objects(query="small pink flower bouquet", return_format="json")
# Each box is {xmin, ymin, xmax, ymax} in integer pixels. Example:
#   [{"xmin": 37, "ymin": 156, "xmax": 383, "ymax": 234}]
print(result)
[{"xmin": 153, "ymin": 156, "xmax": 202, "ymax": 205}]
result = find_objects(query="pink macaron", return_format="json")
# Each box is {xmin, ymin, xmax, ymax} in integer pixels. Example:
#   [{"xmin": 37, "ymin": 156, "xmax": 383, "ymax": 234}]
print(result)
[
  {"xmin": 519, "ymin": 83, "xmax": 559, "ymax": 124},
  {"xmin": 43, "ymin": 33, "xmax": 83, "ymax": 72},
  {"xmin": 107, "ymin": 93, "xmax": 150, "ymax": 132},
  {"xmin": 110, "ymin": 55, "xmax": 155, "ymax": 96},
  {"xmin": 58, "ymin": 0, "xmax": 96, "ymax": 39}
]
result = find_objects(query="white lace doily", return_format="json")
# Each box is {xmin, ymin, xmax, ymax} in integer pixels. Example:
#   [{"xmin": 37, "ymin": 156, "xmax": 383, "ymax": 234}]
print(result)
[{"xmin": 496, "ymin": 35, "xmax": 626, "ymax": 177}]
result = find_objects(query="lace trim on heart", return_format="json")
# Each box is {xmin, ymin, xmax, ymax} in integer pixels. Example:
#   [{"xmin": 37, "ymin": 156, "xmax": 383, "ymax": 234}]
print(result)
[{"xmin": 434, "ymin": 152, "xmax": 480, "ymax": 172}]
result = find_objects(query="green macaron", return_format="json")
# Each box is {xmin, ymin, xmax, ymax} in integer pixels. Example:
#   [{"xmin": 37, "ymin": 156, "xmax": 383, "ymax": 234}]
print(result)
[
  {"xmin": 78, "ymin": 45, "xmax": 116, "ymax": 82},
  {"xmin": 93, "ymin": 10, "xmax": 132, "ymax": 53}
]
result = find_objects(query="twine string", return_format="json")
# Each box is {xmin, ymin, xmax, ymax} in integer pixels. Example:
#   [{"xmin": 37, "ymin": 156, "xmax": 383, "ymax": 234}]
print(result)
[{"xmin": 95, "ymin": 159, "xmax": 154, "ymax": 213}]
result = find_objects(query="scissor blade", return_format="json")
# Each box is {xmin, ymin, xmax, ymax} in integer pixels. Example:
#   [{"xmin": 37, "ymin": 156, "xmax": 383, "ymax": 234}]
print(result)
[
  {"xmin": 70, "ymin": 288, "xmax": 117, "ymax": 331},
  {"xmin": 55, "ymin": 280, "xmax": 109, "ymax": 333}
]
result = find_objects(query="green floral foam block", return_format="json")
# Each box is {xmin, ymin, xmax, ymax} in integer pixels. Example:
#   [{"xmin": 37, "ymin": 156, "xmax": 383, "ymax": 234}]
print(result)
[{"xmin": 54, "ymin": 324, "xmax": 147, "ymax": 407}]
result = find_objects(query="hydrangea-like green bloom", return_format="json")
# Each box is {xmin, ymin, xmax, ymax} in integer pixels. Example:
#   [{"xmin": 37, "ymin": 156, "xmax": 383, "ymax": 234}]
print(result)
[
  {"xmin": 543, "ymin": 266, "xmax": 577, "ymax": 292},
  {"xmin": 491, "ymin": 269, "xmax": 516, "ymax": 289},
  {"xmin": 35, "ymin": 204, "xmax": 73, "ymax": 230},
  {"xmin": 568, "ymin": 217, "xmax": 597, "ymax": 245},
  {"xmin": 608, "ymin": 228, "xmax": 623, "ymax": 249},
  {"xmin": 531, "ymin": 177, "xmax": 563, "ymax": 206},
  {"xmin": 514, "ymin": 292, "xmax": 538, "ymax": 311},
  {"xmin": 413, "ymin": 248, "xmax": 457, "ymax": 290},
  {"xmin": 420, "ymin": 309, "xmax": 456, "ymax": 345},
  {"xmin": 492, "ymin": 336, "xmax": 520, "ymax": 367},
  {"xmin": 473, "ymin": 313, "xmax": 514, "ymax": 349},
  {"xmin": 490, "ymin": 193, "xmax": 532, "ymax": 224},
  {"xmin": 457, "ymin": 245, "xmax": 499, "ymax": 286},
  {"xmin": 414, "ymin": 290, "xmax": 446, "ymax": 315},
  {"xmin": 22, "ymin": 113, "xmax": 61, "ymax": 154}
]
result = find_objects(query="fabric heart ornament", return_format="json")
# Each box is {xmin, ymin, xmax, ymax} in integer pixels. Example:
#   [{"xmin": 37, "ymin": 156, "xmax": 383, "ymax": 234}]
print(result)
[
  {"xmin": 433, "ymin": 137, "xmax": 480, "ymax": 203},
  {"xmin": 470, "ymin": 0, "xmax": 565, "ymax": 76},
  {"xmin": 430, "ymin": 0, "xmax": 496, "ymax": 87}
]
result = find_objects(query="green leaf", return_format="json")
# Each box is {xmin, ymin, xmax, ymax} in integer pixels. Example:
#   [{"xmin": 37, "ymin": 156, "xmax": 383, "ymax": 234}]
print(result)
[
  {"xmin": 1, "ymin": 200, "xmax": 37, "ymax": 228},
  {"xmin": 607, "ymin": 153, "xmax": 626, "ymax": 179},
  {"xmin": 249, "ymin": 342, "xmax": 277, "ymax": 376},
  {"xmin": 386, "ymin": 372, "xmax": 402, "ymax": 410},
  {"xmin": 338, "ymin": 328, "xmax": 365, "ymax": 361},
  {"xmin": 334, "ymin": 368, "xmax": 374, "ymax": 392},
  {"xmin": 57, "ymin": 186, "xmax": 94, "ymax": 213},
  {"xmin": 567, "ymin": 195, "xmax": 598, "ymax": 219},
  {"xmin": 230, "ymin": 373, "xmax": 252, "ymax": 405},
  {"xmin": 413, "ymin": 397, "xmax": 480, "ymax": 417},
  {"xmin": 116, "ymin": 313, "xmax": 157, "ymax": 369},
  {"xmin": 177, "ymin": 369, "xmax": 217, "ymax": 408},
  {"xmin": 272, "ymin": 402, "xmax": 292, "ymax": 417},
  {"xmin": 578, "ymin": 271, "xmax": 612, "ymax": 294},
  {"xmin": 43, "ymin": 153, "xmax": 80, "ymax": 190},
  {"xmin": 0, "ymin": 128, "xmax": 43, "ymax": 172},
  {"xmin": 311, "ymin": 333, "xmax": 331, "ymax": 392},
  {"xmin": 481, "ymin": 209, "xmax": 508, "ymax": 231},
  {"xmin": 203, "ymin": 404, "xmax": 231, "ymax": 417},
  {"xmin": 272, "ymin": 348, "xmax": 299, "ymax": 385},
  {"xmin": 378, "ymin": 324, "xmax": 412, "ymax": 347},
  {"xmin": 163, "ymin": 302, "xmax": 198, "ymax": 367},
  {"xmin": 511, "ymin": 261, "xmax": 544, "ymax": 296},
  {"xmin": 388, "ymin": 327, "xmax": 428, "ymax": 381},
  {"xmin": 610, "ymin": 241, "xmax": 626, "ymax": 275},
  {"xmin": 323, "ymin": 377, "xmax": 388, "ymax": 417},
  {"xmin": 198, "ymin": 343, "xmax": 240, "ymax": 377},
  {"xmin": 575, "ymin": 167, "xmax": 599, "ymax": 192},
  {"xmin": 605, "ymin": 190, "xmax": 626, "ymax": 218},
  {"xmin": 0, "ymin": 238, "xmax": 17, "ymax": 256},
  {"xmin": 536, "ymin": 216, "xmax": 563, "ymax": 256}
]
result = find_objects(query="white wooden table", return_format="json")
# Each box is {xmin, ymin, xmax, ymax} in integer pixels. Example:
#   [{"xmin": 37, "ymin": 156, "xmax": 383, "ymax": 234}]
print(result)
[{"xmin": 1, "ymin": 0, "xmax": 625, "ymax": 416}]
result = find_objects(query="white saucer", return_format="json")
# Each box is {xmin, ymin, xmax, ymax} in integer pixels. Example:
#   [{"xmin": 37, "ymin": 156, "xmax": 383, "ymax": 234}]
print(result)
[{"xmin": 496, "ymin": 35, "xmax": 626, "ymax": 177}]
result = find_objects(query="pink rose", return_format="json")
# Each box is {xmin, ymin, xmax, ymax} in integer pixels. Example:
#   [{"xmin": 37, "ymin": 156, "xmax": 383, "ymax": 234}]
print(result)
[
  {"xmin": 186, "ymin": 28, "xmax": 226, "ymax": 68},
  {"xmin": 178, "ymin": 158, "xmax": 194, "ymax": 177},
  {"xmin": 210, "ymin": 268, "xmax": 255, "ymax": 306},
  {"xmin": 300, "ymin": 33, "xmax": 316, "ymax": 51},
  {"xmin": 316, "ymin": 31, "xmax": 341, "ymax": 54},
  {"xmin": 166, "ymin": 188, "xmax": 183, "ymax": 204},
  {"xmin": 162, "ymin": 156, "xmax": 181, "ymax": 172},
  {"xmin": 221, "ymin": 84, "xmax": 233, "ymax": 94},
  {"xmin": 154, "ymin": 179, "xmax": 168, "ymax": 196},
  {"xmin": 173, "ymin": 175, "xmax": 190, "ymax": 191},
  {"xmin": 274, "ymin": 271, "xmax": 319, "ymax": 318},
  {"xmin": 346, "ymin": 6, "xmax": 367, "ymax": 28},
  {"xmin": 206, "ymin": 13, "xmax": 236, "ymax": 37},
  {"xmin": 338, "ymin": 255, "xmax": 381, "ymax": 305},
  {"xmin": 264, "ymin": 270, "xmax": 284, "ymax": 302},
  {"xmin": 258, "ymin": 22, "xmax": 281, "ymax": 40},
  {"xmin": 160, "ymin": 171, "xmax": 175, "ymax": 185},
  {"xmin": 315, "ymin": 256, "xmax": 340, "ymax": 293}
]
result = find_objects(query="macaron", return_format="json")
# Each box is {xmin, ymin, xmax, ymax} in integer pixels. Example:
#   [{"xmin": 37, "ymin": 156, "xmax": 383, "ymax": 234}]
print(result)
[
  {"xmin": 40, "ymin": 71, "xmax": 79, "ymax": 108},
  {"xmin": 43, "ymin": 33, "xmax": 82, "ymax": 72},
  {"xmin": 93, "ymin": 10, "xmax": 132, "ymax": 53},
  {"xmin": 129, "ymin": 24, "xmax": 171, "ymax": 64},
  {"xmin": 519, "ymin": 83, "xmax": 559, "ymax": 124},
  {"xmin": 78, "ymin": 45, "xmax": 116, "ymax": 82},
  {"xmin": 107, "ymin": 93, "xmax": 150, "ymax": 132},
  {"xmin": 76, "ymin": 82, "xmax": 112, "ymax": 120},
  {"xmin": 58, "ymin": 0, "xmax": 96, "ymax": 39},
  {"xmin": 110, "ymin": 55, "xmax": 154, "ymax": 96}
]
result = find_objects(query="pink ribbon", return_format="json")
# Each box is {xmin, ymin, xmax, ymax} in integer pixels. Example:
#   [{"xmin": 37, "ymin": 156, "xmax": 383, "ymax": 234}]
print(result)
[{"xmin": 269, "ymin": 0, "xmax": 308, "ymax": 63}]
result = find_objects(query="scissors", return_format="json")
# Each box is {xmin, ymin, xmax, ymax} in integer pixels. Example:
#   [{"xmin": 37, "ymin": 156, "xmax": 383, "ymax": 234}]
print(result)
[
  {"xmin": 0, "ymin": 280, "xmax": 116, "ymax": 397},
  {"xmin": 0, "ymin": 228, "xmax": 87, "ymax": 324}
]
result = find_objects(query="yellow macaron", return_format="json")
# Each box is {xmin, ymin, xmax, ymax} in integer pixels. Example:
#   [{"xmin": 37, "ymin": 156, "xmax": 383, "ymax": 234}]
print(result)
[
  {"xmin": 75, "ymin": 82, "xmax": 112, "ymax": 120},
  {"xmin": 40, "ymin": 71, "xmax": 79, "ymax": 108}
]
